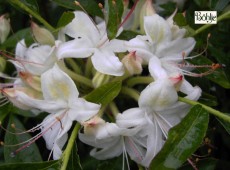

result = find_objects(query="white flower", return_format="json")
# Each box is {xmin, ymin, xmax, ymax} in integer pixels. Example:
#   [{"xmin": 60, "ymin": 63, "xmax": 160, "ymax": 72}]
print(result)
[
  {"xmin": 138, "ymin": 76, "xmax": 201, "ymax": 138},
  {"xmin": 56, "ymin": 11, "xmax": 127, "ymax": 76},
  {"xmin": 11, "ymin": 39, "xmax": 58, "ymax": 76},
  {"xmin": 79, "ymin": 108, "xmax": 163, "ymax": 167},
  {"xmin": 126, "ymin": 14, "xmax": 195, "ymax": 64},
  {"xmin": 15, "ymin": 64, "xmax": 100, "ymax": 159}
]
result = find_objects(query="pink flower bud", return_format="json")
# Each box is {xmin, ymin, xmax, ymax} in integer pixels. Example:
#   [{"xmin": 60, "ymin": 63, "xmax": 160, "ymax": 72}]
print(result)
[{"xmin": 122, "ymin": 51, "xmax": 143, "ymax": 75}]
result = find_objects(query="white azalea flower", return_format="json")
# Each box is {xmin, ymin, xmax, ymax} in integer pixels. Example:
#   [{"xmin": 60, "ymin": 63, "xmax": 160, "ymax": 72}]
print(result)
[
  {"xmin": 14, "ymin": 64, "xmax": 100, "ymax": 159},
  {"xmin": 138, "ymin": 76, "xmax": 201, "ymax": 138},
  {"xmin": 56, "ymin": 11, "xmax": 127, "ymax": 76},
  {"xmin": 126, "ymin": 13, "xmax": 195, "ymax": 63},
  {"xmin": 11, "ymin": 39, "xmax": 58, "ymax": 76},
  {"xmin": 79, "ymin": 108, "xmax": 163, "ymax": 167}
]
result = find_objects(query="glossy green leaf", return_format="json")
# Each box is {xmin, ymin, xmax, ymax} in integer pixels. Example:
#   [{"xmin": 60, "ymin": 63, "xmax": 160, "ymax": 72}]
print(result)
[
  {"xmin": 0, "ymin": 28, "xmax": 33, "ymax": 49},
  {"xmin": 85, "ymin": 81, "xmax": 121, "ymax": 106},
  {"xmin": 0, "ymin": 160, "xmax": 59, "ymax": 170},
  {"xmin": 150, "ymin": 105, "xmax": 209, "ymax": 170},
  {"xmin": 179, "ymin": 158, "xmax": 217, "ymax": 170},
  {"xmin": 106, "ymin": 0, "xmax": 124, "ymax": 39},
  {"xmin": 213, "ymin": 0, "xmax": 230, "ymax": 11},
  {"xmin": 51, "ymin": 0, "xmax": 103, "ymax": 18},
  {"xmin": 217, "ymin": 113, "xmax": 230, "ymax": 135},
  {"xmin": 66, "ymin": 142, "xmax": 82, "ymax": 170},
  {"xmin": 189, "ymin": 56, "xmax": 230, "ymax": 89},
  {"xmin": 56, "ymin": 11, "xmax": 74, "ymax": 30},
  {"xmin": 4, "ymin": 115, "xmax": 42, "ymax": 163}
]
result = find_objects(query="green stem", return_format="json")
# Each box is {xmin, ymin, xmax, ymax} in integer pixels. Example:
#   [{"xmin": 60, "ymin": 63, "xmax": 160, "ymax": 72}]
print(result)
[
  {"xmin": 109, "ymin": 102, "xmax": 120, "ymax": 117},
  {"xmin": 126, "ymin": 76, "xmax": 153, "ymax": 87},
  {"xmin": 85, "ymin": 58, "xmax": 93, "ymax": 78},
  {"xmin": 8, "ymin": 0, "xmax": 55, "ymax": 32},
  {"xmin": 121, "ymin": 87, "xmax": 140, "ymax": 101},
  {"xmin": 193, "ymin": 10, "xmax": 230, "ymax": 36},
  {"xmin": 65, "ymin": 58, "xmax": 82, "ymax": 74},
  {"xmin": 178, "ymin": 97, "xmax": 230, "ymax": 122},
  {"xmin": 61, "ymin": 123, "xmax": 81, "ymax": 170},
  {"xmin": 62, "ymin": 66, "xmax": 93, "ymax": 88}
]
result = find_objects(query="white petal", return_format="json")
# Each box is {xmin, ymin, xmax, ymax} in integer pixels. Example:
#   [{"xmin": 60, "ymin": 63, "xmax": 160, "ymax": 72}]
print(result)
[
  {"xmin": 15, "ymin": 91, "xmax": 67, "ymax": 113},
  {"xmin": 139, "ymin": 79, "xmax": 178, "ymax": 111},
  {"xmin": 156, "ymin": 37, "xmax": 196, "ymax": 58},
  {"xmin": 91, "ymin": 49, "xmax": 124, "ymax": 76},
  {"xmin": 148, "ymin": 56, "xmax": 168, "ymax": 80},
  {"xmin": 56, "ymin": 39, "xmax": 95, "ymax": 59},
  {"xmin": 68, "ymin": 98, "xmax": 100, "ymax": 122},
  {"xmin": 15, "ymin": 39, "xmax": 27, "ymax": 59},
  {"xmin": 116, "ymin": 108, "xmax": 147, "ymax": 128},
  {"xmin": 63, "ymin": 11, "xmax": 100, "ymax": 45},
  {"xmin": 104, "ymin": 39, "xmax": 127, "ymax": 53},
  {"xmin": 144, "ymin": 14, "xmax": 171, "ymax": 44},
  {"xmin": 41, "ymin": 64, "xmax": 79, "ymax": 103}
]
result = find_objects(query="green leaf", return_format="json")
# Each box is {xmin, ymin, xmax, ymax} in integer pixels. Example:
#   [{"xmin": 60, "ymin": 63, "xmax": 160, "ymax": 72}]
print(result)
[
  {"xmin": 179, "ymin": 158, "xmax": 217, "ymax": 170},
  {"xmin": 56, "ymin": 11, "xmax": 74, "ymax": 30},
  {"xmin": 66, "ymin": 142, "xmax": 82, "ymax": 170},
  {"xmin": 174, "ymin": 13, "xmax": 187, "ymax": 26},
  {"xmin": 150, "ymin": 105, "xmax": 209, "ymax": 170},
  {"xmin": 51, "ymin": 0, "xmax": 103, "ymax": 18},
  {"xmin": 0, "ymin": 28, "xmax": 33, "ymax": 49},
  {"xmin": 117, "ymin": 30, "xmax": 140, "ymax": 40},
  {"xmin": 189, "ymin": 56, "xmax": 230, "ymax": 89},
  {"xmin": 213, "ymin": 0, "xmax": 230, "ymax": 11},
  {"xmin": 85, "ymin": 81, "xmax": 121, "ymax": 106},
  {"xmin": 0, "ymin": 104, "xmax": 11, "ymax": 122},
  {"xmin": 217, "ymin": 113, "xmax": 230, "ymax": 135},
  {"xmin": 106, "ymin": 0, "xmax": 124, "ymax": 39},
  {"xmin": 11, "ymin": 106, "xmax": 38, "ymax": 117},
  {"xmin": 0, "ymin": 160, "xmax": 60, "ymax": 170},
  {"xmin": 20, "ymin": 0, "xmax": 39, "ymax": 12},
  {"xmin": 4, "ymin": 115, "xmax": 42, "ymax": 163}
]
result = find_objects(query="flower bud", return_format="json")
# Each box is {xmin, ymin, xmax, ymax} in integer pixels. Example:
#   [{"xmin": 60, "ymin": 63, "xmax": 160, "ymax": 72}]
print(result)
[
  {"xmin": 0, "ymin": 14, "xmax": 10, "ymax": 44},
  {"xmin": 31, "ymin": 22, "xmax": 55, "ymax": 46},
  {"xmin": 82, "ymin": 116, "xmax": 105, "ymax": 135},
  {"xmin": 121, "ymin": 51, "xmax": 143, "ymax": 75},
  {"xmin": 92, "ymin": 71, "xmax": 110, "ymax": 88},
  {"xmin": 139, "ymin": 0, "xmax": 155, "ymax": 33}
]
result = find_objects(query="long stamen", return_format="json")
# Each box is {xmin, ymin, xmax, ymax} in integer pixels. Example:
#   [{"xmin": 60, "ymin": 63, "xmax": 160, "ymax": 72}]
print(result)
[{"xmin": 126, "ymin": 137, "xmax": 143, "ymax": 162}]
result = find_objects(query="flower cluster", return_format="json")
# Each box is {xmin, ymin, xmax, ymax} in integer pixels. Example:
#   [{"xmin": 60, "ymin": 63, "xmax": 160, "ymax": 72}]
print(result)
[{"xmin": 1, "ymin": 1, "xmax": 203, "ymax": 168}]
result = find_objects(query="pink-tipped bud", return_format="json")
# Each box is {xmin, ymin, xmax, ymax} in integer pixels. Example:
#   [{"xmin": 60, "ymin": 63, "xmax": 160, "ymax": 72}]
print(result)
[
  {"xmin": 82, "ymin": 116, "xmax": 105, "ymax": 135},
  {"xmin": 122, "ymin": 51, "xmax": 143, "ymax": 75},
  {"xmin": 0, "ymin": 14, "xmax": 10, "ymax": 44},
  {"xmin": 31, "ymin": 22, "xmax": 55, "ymax": 46}
]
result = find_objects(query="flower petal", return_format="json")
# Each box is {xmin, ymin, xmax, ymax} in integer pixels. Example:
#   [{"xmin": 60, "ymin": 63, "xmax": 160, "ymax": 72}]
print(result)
[
  {"xmin": 91, "ymin": 49, "xmax": 124, "ymax": 76},
  {"xmin": 144, "ymin": 14, "xmax": 171, "ymax": 44},
  {"xmin": 68, "ymin": 98, "xmax": 100, "ymax": 122},
  {"xmin": 139, "ymin": 79, "xmax": 178, "ymax": 111},
  {"xmin": 56, "ymin": 39, "xmax": 95, "ymax": 59},
  {"xmin": 41, "ymin": 64, "xmax": 79, "ymax": 103},
  {"xmin": 148, "ymin": 56, "xmax": 168, "ymax": 80},
  {"xmin": 62, "ymin": 11, "xmax": 100, "ymax": 45}
]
